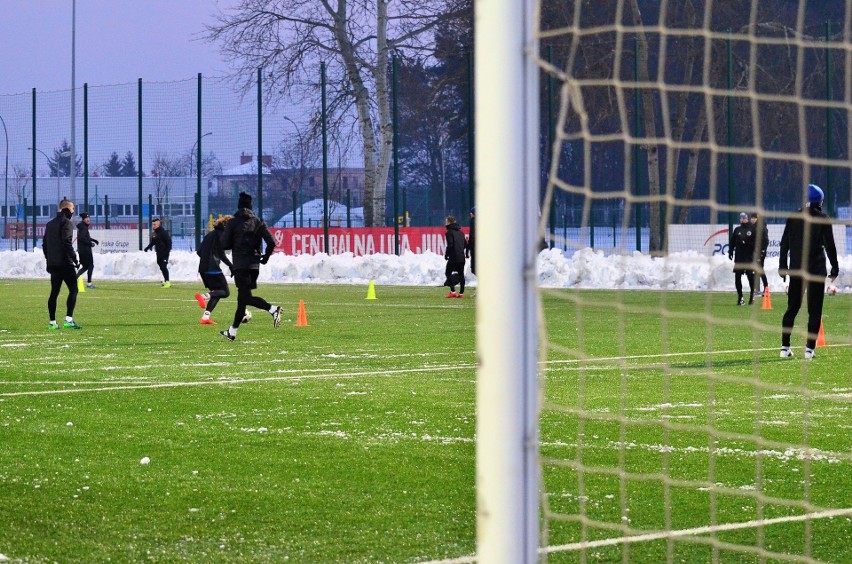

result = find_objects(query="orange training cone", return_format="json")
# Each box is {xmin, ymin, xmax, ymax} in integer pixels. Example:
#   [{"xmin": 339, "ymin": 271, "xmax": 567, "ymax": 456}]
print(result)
[
  {"xmin": 816, "ymin": 320, "xmax": 826, "ymax": 347},
  {"xmin": 366, "ymin": 280, "xmax": 377, "ymax": 300},
  {"xmin": 295, "ymin": 299, "xmax": 309, "ymax": 327},
  {"xmin": 761, "ymin": 288, "xmax": 772, "ymax": 310}
]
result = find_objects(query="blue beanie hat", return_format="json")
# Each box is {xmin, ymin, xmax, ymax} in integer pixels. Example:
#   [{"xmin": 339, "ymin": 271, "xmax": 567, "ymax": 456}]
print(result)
[
  {"xmin": 808, "ymin": 184, "xmax": 824, "ymax": 204},
  {"xmin": 739, "ymin": 212, "xmax": 748, "ymax": 221}
]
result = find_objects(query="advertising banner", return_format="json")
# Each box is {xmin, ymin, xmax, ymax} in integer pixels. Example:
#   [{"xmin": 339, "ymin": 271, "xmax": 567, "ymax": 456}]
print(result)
[
  {"xmin": 668, "ymin": 224, "xmax": 846, "ymax": 257},
  {"xmin": 269, "ymin": 227, "xmax": 468, "ymax": 256}
]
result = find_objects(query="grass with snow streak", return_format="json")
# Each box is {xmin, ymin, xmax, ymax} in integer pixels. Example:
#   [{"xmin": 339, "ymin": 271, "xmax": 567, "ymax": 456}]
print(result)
[{"xmin": 0, "ymin": 280, "xmax": 851, "ymax": 561}]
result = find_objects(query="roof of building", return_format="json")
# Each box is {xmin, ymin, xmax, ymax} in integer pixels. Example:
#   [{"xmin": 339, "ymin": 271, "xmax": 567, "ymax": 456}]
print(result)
[{"xmin": 220, "ymin": 162, "xmax": 271, "ymax": 176}]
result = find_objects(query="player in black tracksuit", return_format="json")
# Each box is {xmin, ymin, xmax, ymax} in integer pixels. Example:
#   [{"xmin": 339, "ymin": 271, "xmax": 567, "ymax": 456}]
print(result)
[
  {"xmin": 194, "ymin": 215, "xmax": 234, "ymax": 325},
  {"xmin": 76, "ymin": 213, "xmax": 99, "ymax": 287},
  {"xmin": 465, "ymin": 207, "xmax": 476, "ymax": 276},
  {"xmin": 219, "ymin": 192, "xmax": 282, "ymax": 341},
  {"xmin": 443, "ymin": 215, "xmax": 466, "ymax": 298},
  {"xmin": 144, "ymin": 218, "xmax": 172, "ymax": 286},
  {"xmin": 728, "ymin": 212, "xmax": 756, "ymax": 305},
  {"xmin": 750, "ymin": 212, "xmax": 769, "ymax": 294},
  {"xmin": 43, "ymin": 199, "xmax": 82, "ymax": 329},
  {"xmin": 778, "ymin": 184, "xmax": 839, "ymax": 359}
]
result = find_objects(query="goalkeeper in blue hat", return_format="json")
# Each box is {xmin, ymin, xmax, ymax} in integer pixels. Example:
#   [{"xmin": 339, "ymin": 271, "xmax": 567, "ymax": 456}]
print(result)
[{"xmin": 778, "ymin": 184, "xmax": 839, "ymax": 360}]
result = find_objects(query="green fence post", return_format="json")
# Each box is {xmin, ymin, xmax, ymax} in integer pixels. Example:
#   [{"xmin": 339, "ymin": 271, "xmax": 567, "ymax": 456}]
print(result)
[
  {"xmin": 825, "ymin": 21, "xmax": 834, "ymax": 215},
  {"xmin": 196, "ymin": 73, "xmax": 203, "ymax": 248},
  {"xmin": 257, "ymin": 68, "xmax": 263, "ymax": 219},
  {"xmin": 137, "ymin": 78, "xmax": 143, "ymax": 250},
  {"xmin": 392, "ymin": 56, "xmax": 400, "ymax": 254},
  {"xmin": 590, "ymin": 204, "xmax": 595, "ymax": 248},
  {"xmin": 321, "ymin": 62, "xmax": 329, "ymax": 253},
  {"xmin": 727, "ymin": 33, "xmax": 734, "ymax": 232},
  {"xmin": 347, "ymin": 189, "xmax": 351, "ymax": 228},
  {"xmin": 83, "ymin": 83, "xmax": 88, "ymax": 215},
  {"xmin": 104, "ymin": 194, "xmax": 110, "ymax": 229},
  {"xmin": 467, "ymin": 51, "xmax": 474, "ymax": 218},
  {"xmin": 633, "ymin": 38, "xmax": 641, "ymax": 252},
  {"xmin": 31, "ymin": 88, "xmax": 36, "ymax": 251},
  {"xmin": 23, "ymin": 197, "xmax": 28, "ymax": 252}
]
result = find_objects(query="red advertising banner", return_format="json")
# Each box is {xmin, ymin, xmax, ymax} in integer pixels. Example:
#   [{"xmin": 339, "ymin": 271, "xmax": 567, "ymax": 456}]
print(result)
[
  {"xmin": 269, "ymin": 227, "xmax": 468, "ymax": 256},
  {"xmin": 4, "ymin": 223, "xmax": 46, "ymax": 239}
]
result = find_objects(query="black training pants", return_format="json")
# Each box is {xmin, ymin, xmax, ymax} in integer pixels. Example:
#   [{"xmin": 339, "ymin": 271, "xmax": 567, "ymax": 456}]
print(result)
[
  {"xmin": 782, "ymin": 276, "xmax": 826, "ymax": 350},
  {"xmin": 48, "ymin": 266, "xmax": 78, "ymax": 321},
  {"xmin": 232, "ymin": 269, "xmax": 271, "ymax": 329}
]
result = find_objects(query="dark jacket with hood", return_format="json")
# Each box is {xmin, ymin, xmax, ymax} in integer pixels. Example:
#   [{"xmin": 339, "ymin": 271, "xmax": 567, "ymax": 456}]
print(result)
[
  {"xmin": 43, "ymin": 210, "xmax": 78, "ymax": 270},
  {"xmin": 779, "ymin": 204, "xmax": 839, "ymax": 278},
  {"xmin": 445, "ymin": 222, "xmax": 466, "ymax": 263},
  {"xmin": 145, "ymin": 225, "xmax": 172, "ymax": 256},
  {"xmin": 197, "ymin": 224, "xmax": 233, "ymax": 275},
  {"xmin": 222, "ymin": 208, "xmax": 275, "ymax": 271},
  {"xmin": 76, "ymin": 221, "xmax": 98, "ymax": 264}
]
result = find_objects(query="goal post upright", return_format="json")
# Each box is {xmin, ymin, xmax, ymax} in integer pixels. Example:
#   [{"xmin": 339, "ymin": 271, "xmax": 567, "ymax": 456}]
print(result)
[{"xmin": 475, "ymin": 0, "xmax": 540, "ymax": 562}]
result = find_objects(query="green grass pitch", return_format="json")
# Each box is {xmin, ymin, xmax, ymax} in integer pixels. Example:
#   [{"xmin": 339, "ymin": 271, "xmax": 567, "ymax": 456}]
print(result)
[{"xmin": 0, "ymin": 280, "xmax": 850, "ymax": 562}]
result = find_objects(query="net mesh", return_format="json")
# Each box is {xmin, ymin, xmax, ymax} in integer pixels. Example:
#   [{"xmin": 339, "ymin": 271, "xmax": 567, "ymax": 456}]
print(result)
[{"xmin": 536, "ymin": 1, "xmax": 852, "ymax": 561}]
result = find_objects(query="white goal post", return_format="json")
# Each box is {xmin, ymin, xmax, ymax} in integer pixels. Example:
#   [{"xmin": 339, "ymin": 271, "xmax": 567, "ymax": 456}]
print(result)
[{"xmin": 475, "ymin": 0, "xmax": 540, "ymax": 562}]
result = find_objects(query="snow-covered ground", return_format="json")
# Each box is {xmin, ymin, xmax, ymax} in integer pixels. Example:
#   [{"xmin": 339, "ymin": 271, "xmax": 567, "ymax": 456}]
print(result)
[{"xmin": 1, "ymin": 247, "xmax": 849, "ymax": 292}]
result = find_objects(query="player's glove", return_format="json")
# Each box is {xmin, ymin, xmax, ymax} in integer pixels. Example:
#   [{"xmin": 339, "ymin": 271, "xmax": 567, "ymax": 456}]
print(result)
[
  {"xmin": 728, "ymin": 254, "xmax": 733, "ymax": 261},
  {"xmin": 144, "ymin": 247, "xmax": 151, "ymax": 252},
  {"xmin": 259, "ymin": 254, "xmax": 271, "ymax": 265},
  {"xmin": 91, "ymin": 239, "xmax": 99, "ymax": 246},
  {"xmin": 830, "ymin": 268, "xmax": 839, "ymax": 281},
  {"xmin": 778, "ymin": 268, "xmax": 788, "ymax": 281}
]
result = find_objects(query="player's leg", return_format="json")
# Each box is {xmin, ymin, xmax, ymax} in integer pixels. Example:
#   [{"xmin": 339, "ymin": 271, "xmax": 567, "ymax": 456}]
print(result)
[
  {"xmin": 244, "ymin": 271, "xmax": 281, "ymax": 327},
  {"xmin": 746, "ymin": 271, "xmax": 755, "ymax": 304},
  {"xmin": 61, "ymin": 267, "xmax": 81, "ymax": 328},
  {"xmin": 781, "ymin": 276, "xmax": 805, "ymax": 348},
  {"xmin": 47, "ymin": 268, "xmax": 63, "ymax": 327},
  {"xmin": 445, "ymin": 261, "xmax": 457, "ymax": 296},
  {"xmin": 804, "ymin": 279, "xmax": 825, "ymax": 352},
  {"xmin": 734, "ymin": 270, "xmax": 743, "ymax": 304}
]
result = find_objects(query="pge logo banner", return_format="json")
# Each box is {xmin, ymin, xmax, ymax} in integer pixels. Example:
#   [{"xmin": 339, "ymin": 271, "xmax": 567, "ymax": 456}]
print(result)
[
  {"xmin": 668, "ymin": 224, "xmax": 731, "ymax": 256},
  {"xmin": 668, "ymin": 224, "xmax": 846, "ymax": 256}
]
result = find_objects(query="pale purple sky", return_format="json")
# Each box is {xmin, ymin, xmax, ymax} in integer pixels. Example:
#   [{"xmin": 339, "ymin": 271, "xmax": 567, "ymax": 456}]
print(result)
[{"xmin": 0, "ymin": 0, "xmax": 235, "ymax": 95}]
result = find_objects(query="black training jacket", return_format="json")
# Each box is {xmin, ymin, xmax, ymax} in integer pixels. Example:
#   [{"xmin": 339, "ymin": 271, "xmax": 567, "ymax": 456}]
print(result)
[
  {"xmin": 221, "ymin": 208, "xmax": 275, "ymax": 270},
  {"xmin": 43, "ymin": 212, "xmax": 77, "ymax": 269},
  {"xmin": 197, "ymin": 226, "xmax": 233, "ymax": 274},
  {"xmin": 445, "ymin": 223, "xmax": 466, "ymax": 263},
  {"xmin": 779, "ymin": 205, "xmax": 839, "ymax": 278}
]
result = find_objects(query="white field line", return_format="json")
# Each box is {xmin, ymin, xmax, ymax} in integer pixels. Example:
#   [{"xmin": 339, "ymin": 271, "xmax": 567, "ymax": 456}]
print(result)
[
  {"xmin": 0, "ymin": 364, "xmax": 472, "ymax": 397},
  {"xmin": 1, "ymin": 343, "xmax": 848, "ymax": 395},
  {"xmin": 540, "ymin": 507, "xmax": 852, "ymax": 555},
  {"xmin": 421, "ymin": 508, "xmax": 852, "ymax": 564}
]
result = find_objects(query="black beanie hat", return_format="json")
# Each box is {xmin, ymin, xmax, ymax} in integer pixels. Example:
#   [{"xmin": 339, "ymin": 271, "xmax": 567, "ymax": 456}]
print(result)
[{"xmin": 238, "ymin": 192, "xmax": 253, "ymax": 209}]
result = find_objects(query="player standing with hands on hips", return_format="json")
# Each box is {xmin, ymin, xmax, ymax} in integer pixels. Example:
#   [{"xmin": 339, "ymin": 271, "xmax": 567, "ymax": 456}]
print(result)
[
  {"xmin": 778, "ymin": 184, "xmax": 839, "ymax": 360},
  {"xmin": 44, "ymin": 199, "xmax": 82, "ymax": 330},
  {"xmin": 219, "ymin": 192, "xmax": 282, "ymax": 341}
]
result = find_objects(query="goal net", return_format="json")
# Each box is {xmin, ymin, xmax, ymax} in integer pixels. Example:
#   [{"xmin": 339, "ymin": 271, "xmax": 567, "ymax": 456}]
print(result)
[{"xmin": 476, "ymin": 1, "xmax": 852, "ymax": 562}]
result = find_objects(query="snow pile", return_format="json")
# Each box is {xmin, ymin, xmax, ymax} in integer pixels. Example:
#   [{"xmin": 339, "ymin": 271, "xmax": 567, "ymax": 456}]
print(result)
[{"xmin": 1, "ymin": 247, "xmax": 850, "ymax": 291}]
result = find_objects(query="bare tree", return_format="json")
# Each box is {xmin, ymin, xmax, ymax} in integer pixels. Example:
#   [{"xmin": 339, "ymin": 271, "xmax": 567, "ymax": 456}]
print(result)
[
  {"xmin": 204, "ymin": 0, "xmax": 467, "ymax": 227},
  {"xmin": 150, "ymin": 153, "xmax": 184, "ymax": 212}
]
